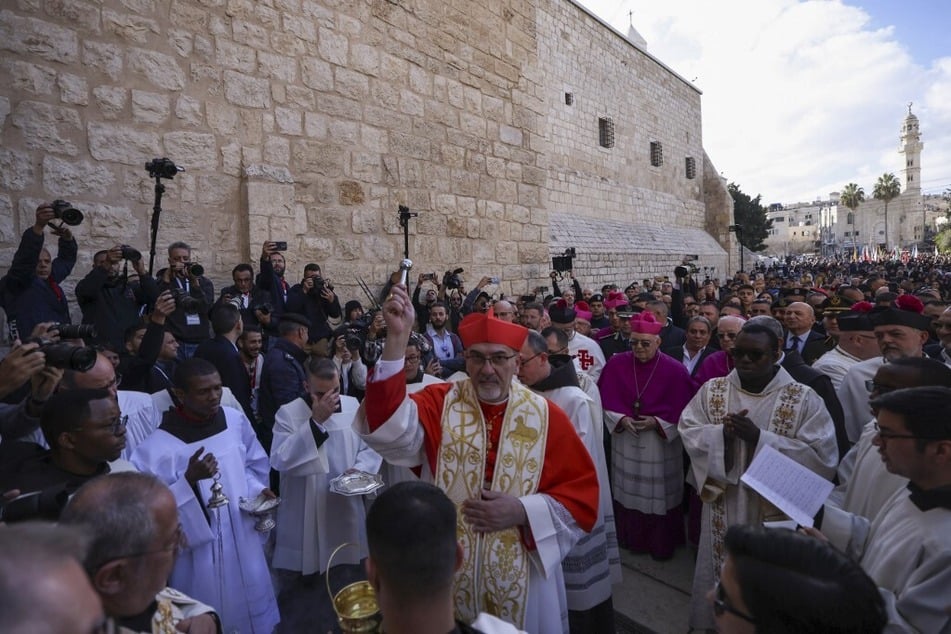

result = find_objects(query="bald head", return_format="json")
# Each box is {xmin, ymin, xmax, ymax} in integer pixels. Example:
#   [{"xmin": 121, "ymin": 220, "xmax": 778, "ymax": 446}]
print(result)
[
  {"xmin": 61, "ymin": 352, "xmax": 118, "ymax": 397},
  {"xmin": 493, "ymin": 300, "xmax": 516, "ymax": 323},
  {"xmin": 784, "ymin": 302, "xmax": 816, "ymax": 335}
]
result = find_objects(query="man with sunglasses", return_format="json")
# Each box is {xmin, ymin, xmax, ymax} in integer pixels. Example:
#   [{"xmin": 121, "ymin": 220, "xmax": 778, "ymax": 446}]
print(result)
[
  {"xmin": 355, "ymin": 288, "xmax": 599, "ymax": 634},
  {"xmin": 61, "ymin": 472, "xmax": 220, "ymax": 633},
  {"xmin": 679, "ymin": 322, "xmax": 838, "ymax": 631},
  {"xmin": 812, "ymin": 305, "xmax": 880, "ymax": 390},
  {"xmin": 693, "ymin": 315, "xmax": 745, "ymax": 387},
  {"xmin": 815, "ymin": 386, "xmax": 951, "ymax": 633}
]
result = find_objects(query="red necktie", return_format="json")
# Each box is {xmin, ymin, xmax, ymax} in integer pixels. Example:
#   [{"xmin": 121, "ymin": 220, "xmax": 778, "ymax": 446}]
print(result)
[{"xmin": 47, "ymin": 276, "xmax": 64, "ymax": 302}]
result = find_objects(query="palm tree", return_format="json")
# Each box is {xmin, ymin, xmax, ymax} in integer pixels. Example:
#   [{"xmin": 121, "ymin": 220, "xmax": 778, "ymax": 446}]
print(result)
[
  {"xmin": 839, "ymin": 182, "xmax": 865, "ymax": 257},
  {"xmin": 873, "ymin": 172, "xmax": 901, "ymax": 248}
]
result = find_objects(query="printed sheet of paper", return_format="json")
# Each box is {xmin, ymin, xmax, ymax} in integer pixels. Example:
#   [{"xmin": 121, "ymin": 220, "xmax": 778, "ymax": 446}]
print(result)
[{"xmin": 740, "ymin": 444, "xmax": 834, "ymax": 527}]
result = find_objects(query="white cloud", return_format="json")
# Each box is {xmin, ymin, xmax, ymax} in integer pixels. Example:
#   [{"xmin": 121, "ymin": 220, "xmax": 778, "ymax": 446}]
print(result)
[{"xmin": 575, "ymin": 0, "xmax": 951, "ymax": 202}]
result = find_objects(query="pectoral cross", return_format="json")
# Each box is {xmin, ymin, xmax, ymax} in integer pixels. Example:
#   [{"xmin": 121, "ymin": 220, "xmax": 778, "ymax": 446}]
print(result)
[{"xmin": 633, "ymin": 400, "xmax": 640, "ymax": 417}]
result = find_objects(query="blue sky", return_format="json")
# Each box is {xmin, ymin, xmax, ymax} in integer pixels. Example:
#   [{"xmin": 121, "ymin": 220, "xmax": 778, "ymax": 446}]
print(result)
[{"xmin": 575, "ymin": 0, "xmax": 951, "ymax": 204}]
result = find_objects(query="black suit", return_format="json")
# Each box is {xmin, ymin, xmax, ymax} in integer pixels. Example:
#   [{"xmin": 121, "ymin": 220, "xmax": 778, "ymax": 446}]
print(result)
[
  {"xmin": 194, "ymin": 335, "xmax": 254, "ymax": 421},
  {"xmin": 785, "ymin": 329, "xmax": 830, "ymax": 366},
  {"xmin": 781, "ymin": 351, "xmax": 849, "ymax": 458},
  {"xmin": 659, "ymin": 321, "xmax": 686, "ymax": 350},
  {"xmin": 662, "ymin": 345, "xmax": 716, "ymax": 378}
]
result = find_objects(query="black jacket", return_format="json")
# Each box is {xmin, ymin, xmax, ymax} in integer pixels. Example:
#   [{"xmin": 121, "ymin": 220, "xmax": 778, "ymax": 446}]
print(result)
[
  {"xmin": 156, "ymin": 272, "xmax": 215, "ymax": 344},
  {"xmin": 285, "ymin": 283, "xmax": 342, "ymax": 343},
  {"xmin": 75, "ymin": 267, "xmax": 158, "ymax": 349},
  {"xmin": 781, "ymin": 351, "xmax": 850, "ymax": 458}
]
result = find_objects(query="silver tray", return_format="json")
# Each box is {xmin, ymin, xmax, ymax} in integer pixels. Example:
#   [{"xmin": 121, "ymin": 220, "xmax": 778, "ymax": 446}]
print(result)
[
  {"xmin": 238, "ymin": 493, "xmax": 281, "ymax": 514},
  {"xmin": 330, "ymin": 471, "xmax": 384, "ymax": 496}
]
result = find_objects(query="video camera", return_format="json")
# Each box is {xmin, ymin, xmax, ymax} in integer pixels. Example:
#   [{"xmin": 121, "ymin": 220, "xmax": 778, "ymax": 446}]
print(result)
[{"xmin": 443, "ymin": 268, "xmax": 465, "ymax": 290}]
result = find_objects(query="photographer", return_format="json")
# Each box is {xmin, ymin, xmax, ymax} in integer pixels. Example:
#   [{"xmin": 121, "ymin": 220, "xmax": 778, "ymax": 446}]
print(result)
[
  {"xmin": 74, "ymin": 244, "xmax": 157, "ymax": 350},
  {"xmin": 461, "ymin": 275, "xmax": 494, "ymax": 315},
  {"xmin": 217, "ymin": 263, "xmax": 275, "ymax": 342},
  {"xmin": 412, "ymin": 272, "xmax": 440, "ymax": 331},
  {"xmin": 156, "ymin": 241, "xmax": 214, "ymax": 360},
  {"xmin": 0, "ymin": 202, "xmax": 77, "ymax": 340},
  {"xmin": 285, "ymin": 263, "xmax": 341, "ymax": 357},
  {"xmin": 117, "ymin": 291, "xmax": 176, "ymax": 393},
  {"xmin": 256, "ymin": 241, "xmax": 289, "ymax": 316},
  {"xmin": 331, "ymin": 329, "xmax": 367, "ymax": 399},
  {"xmin": 0, "ymin": 341, "xmax": 62, "ymax": 443}
]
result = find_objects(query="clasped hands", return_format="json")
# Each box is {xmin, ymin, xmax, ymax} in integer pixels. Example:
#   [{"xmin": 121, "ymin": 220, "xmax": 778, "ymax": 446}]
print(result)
[
  {"xmin": 617, "ymin": 415, "xmax": 658, "ymax": 436},
  {"xmin": 461, "ymin": 490, "xmax": 527, "ymax": 533}
]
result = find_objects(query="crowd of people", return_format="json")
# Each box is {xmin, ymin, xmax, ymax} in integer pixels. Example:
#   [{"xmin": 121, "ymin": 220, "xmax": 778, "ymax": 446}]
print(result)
[{"xmin": 1, "ymin": 200, "xmax": 951, "ymax": 633}]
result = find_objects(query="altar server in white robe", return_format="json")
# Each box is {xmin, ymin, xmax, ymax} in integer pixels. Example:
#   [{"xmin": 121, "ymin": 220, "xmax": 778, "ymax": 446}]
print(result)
[
  {"xmin": 271, "ymin": 357, "xmax": 382, "ymax": 574},
  {"xmin": 679, "ymin": 323, "xmax": 838, "ymax": 631},
  {"xmin": 131, "ymin": 358, "xmax": 279, "ymax": 634},
  {"xmin": 815, "ymin": 386, "xmax": 951, "ymax": 633}
]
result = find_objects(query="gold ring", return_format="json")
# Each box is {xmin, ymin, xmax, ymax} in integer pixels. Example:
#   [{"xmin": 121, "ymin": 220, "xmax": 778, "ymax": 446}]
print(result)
[{"xmin": 386, "ymin": 293, "xmax": 395, "ymax": 301}]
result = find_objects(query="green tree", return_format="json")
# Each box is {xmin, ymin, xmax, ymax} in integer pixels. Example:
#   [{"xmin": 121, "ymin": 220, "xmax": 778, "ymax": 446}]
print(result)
[
  {"xmin": 839, "ymin": 182, "xmax": 865, "ymax": 256},
  {"xmin": 873, "ymin": 172, "xmax": 901, "ymax": 247},
  {"xmin": 727, "ymin": 182, "xmax": 773, "ymax": 252}
]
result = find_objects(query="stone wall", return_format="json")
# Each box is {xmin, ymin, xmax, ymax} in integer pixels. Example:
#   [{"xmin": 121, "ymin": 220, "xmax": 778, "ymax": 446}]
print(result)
[{"xmin": 0, "ymin": 0, "xmax": 727, "ymax": 308}]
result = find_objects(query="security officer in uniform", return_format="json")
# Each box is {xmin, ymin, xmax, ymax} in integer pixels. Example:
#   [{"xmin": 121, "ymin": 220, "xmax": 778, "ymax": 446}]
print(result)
[{"xmin": 258, "ymin": 312, "xmax": 310, "ymax": 453}]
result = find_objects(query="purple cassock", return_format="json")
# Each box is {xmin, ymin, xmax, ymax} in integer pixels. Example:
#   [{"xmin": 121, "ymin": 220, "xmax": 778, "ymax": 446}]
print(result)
[
  {"xmin": 692, "ymin": 350, "xmax": 734, "ymax": 389},
  {"xmin": 598, "ymin": 350, "xmax": 697, "ymax": 560}
]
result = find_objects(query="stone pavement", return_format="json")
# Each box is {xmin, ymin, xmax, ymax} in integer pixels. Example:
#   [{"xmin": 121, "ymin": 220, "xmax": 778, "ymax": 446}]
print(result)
[{"xmin": 613, "ymin": 546, "xmax": 695, "ymax": 634}]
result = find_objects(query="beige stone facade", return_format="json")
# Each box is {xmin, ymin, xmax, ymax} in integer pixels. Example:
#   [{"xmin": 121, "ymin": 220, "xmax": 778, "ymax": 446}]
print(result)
[{"xmin": 0, "ymin": 0, "xmax": 729, "ymax": 306}]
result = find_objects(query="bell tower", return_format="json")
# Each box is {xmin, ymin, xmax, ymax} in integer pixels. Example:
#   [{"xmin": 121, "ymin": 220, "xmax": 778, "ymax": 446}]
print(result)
[{"xmin": 900, "ymin": 103, "xmax": 922, "ymax": 194}]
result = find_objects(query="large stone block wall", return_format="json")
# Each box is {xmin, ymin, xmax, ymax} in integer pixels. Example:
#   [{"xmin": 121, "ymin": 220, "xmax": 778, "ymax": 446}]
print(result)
[{"xmin": 0, "ymin": 0, "xmax": 727, "ymax": 305}]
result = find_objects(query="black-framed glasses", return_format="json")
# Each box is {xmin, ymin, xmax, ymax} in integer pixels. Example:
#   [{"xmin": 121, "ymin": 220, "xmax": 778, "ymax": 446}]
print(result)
[
  {"xmin": 716, "ymin": 332, "xmax": 738, "ymax": 340},
  {"xmin": 873, "ymin": 421, "xmax": 945, "ymax": 443},
  {"xmin": 713, "ymin": 580, "xmax": 756, "ymax": 624},
  {"xmin": 630, "ymin": 339, "xmax": 654, "ymax": 348},
  {"xmin": 465, "ymin": 351, "xmax": 517, "ymax": 368},
  {"xmin": 519, "ymin": 352, "xmax": 544, "ymax": 365},
  {"xmin": 404, "ymin": 355, "xmax": 421, "ymax": 363},
  {"xmin": 75, "ymin": 414, "xmax": 128, "ymax": 436},
  {"xmin": 865, "ymin": 380, "xmax": 897, "ymax": 394},
  {"xmin": 731, "ymin": 348, "xmax": 767, "ymax": 362}
]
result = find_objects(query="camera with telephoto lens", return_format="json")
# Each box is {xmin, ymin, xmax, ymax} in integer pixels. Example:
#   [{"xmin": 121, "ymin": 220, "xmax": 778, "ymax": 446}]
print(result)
[
  {"xmin": 443, "ymin": 268, "xmax": 465, "ymax": 290},
  {"xmin": 25, "ymin": 338, "xmax": 98, "ymax": 371},
  {"xmin": 170, "ymin": 288, "xmax": 202, "ymax": 314},
  {"xmin": 51, "ymin": 323, "xmax": 97, "ymax": 340},
  {"xmin": 120, "ymin": 245, "xmax": 142, "ymax": 262},
  {"xmin": 50, "ymin": 199, "xmax": 84, "ymax": 226},
  {"xmin": 307, "ymin": 277, "xmax": 333, "ymax": 297},
  {"xmin": 187, "ymin": 263, "xmax": 204, "ymax": 277},
  {"xmin": 0, "ymin": 485, "xmax": 70, "ymax": 523}
]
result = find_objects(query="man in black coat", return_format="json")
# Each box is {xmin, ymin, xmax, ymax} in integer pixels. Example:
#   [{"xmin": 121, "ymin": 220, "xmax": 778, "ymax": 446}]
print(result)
[
  {"xmin": 255, "ymin": 241, "xmax": 289, "ymax": 317},
  {"xmin": 285, "ymin": 263, "xmax": 342, "ymax": 357},
  {"xmin": 217, "ymin": 263, "xmax": 276, "ymax": 343},
  {"xmin": 194, "ymin": 304, "xmax": 254, "ymax": 422},
  {"xmin": 663, "ymin": 315, "xmax": 716, "ymax": 378},
  {"xmin": 257, "ymin": 313, "xmax": 310, "ymax": 453}
]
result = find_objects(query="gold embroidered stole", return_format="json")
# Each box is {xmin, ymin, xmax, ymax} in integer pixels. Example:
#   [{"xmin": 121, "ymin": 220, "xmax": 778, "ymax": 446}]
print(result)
[
  {"xmin": 705, "ymin": 377, "xmax": 807, "ymax": 581},
  {"xmin": 435, "ymin": 379, "xmax": 548, "ymax": 628}
]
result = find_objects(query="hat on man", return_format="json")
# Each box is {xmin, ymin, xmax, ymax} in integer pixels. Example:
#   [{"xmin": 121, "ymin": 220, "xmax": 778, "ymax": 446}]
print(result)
[
  {"xmin": 574, "ymin": 301, "xmax": 593, "ymax": 322},
  {"xmin": 869, "ymin": 295, "xmax": 932, "ymax": 331},
  {"xmin": 279, "ymin": 312, "xmax": 311, "ymax": 328},
  {"xmin": 837, "ymin": 304, "xmax": 874, "ymax": 332},
  {"xmin": 458, "ymin": 311, "xmax": 528, "ymax": 351},
  {"xmin": 625, "ymin": 281, "xmax": 640, "ymax": 292},
  {"xmin": 548, "ymin": 299, "xmax": 576, "ymax": 324},
  {"xmin": 629, "ymin": 311, "xmax": 663, "ymax": 335},
  {"xmin": 603, "ymin": 291, "xmax": 628, "ymax": 310},
  {"xmin": 634, "ymin": 292, "xmax": 655, "ymax": 304},
  {"xmin": 820, "ymin": 294, "xmax": 855, "ymax": 314}
]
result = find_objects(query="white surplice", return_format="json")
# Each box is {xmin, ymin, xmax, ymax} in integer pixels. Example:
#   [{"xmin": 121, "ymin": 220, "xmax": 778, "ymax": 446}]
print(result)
[
  {"xmin": 828, "ymin": 418, "xmax": 907, "ymax": 520},
  {"xmin": 822, "ymin": 487, "xmax": 951, "ymax": 633},
  {"xmin": 836, "ymin": 356, "xmax": 884, "ymax": 443},
  {"xmin": 678, "ymin": 368, "xmax": 838, "ymax": 631},
  {"xmin": 538, "ymin": 384, "xmax": 621, "ymax": 611},
  {"xmin": 131, "ymin": 406, "xmax": 279, "ymax": 634},
  {"xmin": 270, "ymin": 395, "xmax": 382, "ymax": 574},
  {"xmin": 567, "ymin": 332, "xmax": 606, "ymax": 382},
  {"xmin": 811, "ymin": 345, "xmax": 863, "ymax": 391}
]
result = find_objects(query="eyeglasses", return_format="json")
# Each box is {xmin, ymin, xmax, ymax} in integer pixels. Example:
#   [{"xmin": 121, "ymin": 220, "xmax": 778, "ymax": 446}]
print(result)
[
  {"xmin": 75, "ymin": 414, "xmax": 128, "ymax": 436},
  {"xmin": 98, "ymin": 373, "xmax": 122, "ymax": 389},
  {"xmin": 93, "ymin": 524, "xmax": 187, "ymax": 573},
  {"xmin": 465, "ymin": 351, "xmax": 518, "ymax": 368},
  {"xmin": 731, "ymin": 348, "xmax": 767, "ymax": 361},
  {"xmin": 713, "ymin": 581, "xmax": 756, "ymax": 624},
  {"xmin": 547, "ymin": 347, "xmax": 568, "ymax": 356},
  {"xmin": 405, "ymin": 355, "xmax": 421, "ymax": 363},
  {"xmin": 630, "ymin": 339, "xmax": 654, "ymax": 348},
  {"xmin": 717, "ymin": 332, "xmax": 738, "ymax": 340},
  {"xmin": 865, "ymin": 380, "xmax": 897, "ymax": 394},
  {"xmin": 873, "ymin": 421, "xmax": 945, "ymax": 443},
  {"xmin": 519, "ymin": 352, "xmax": 544, "ymax": 365}
]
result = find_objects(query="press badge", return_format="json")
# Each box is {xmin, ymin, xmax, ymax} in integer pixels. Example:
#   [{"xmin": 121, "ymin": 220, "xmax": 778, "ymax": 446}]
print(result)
[{"xmin": 185, "ymin": 313, "xmax": 201, "ymax": 326}]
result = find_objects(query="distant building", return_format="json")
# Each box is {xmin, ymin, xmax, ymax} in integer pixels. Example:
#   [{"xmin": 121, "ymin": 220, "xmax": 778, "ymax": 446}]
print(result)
[{"xmin": 763, "ymin": 107, "xmax": 942, "ymax": 258}]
